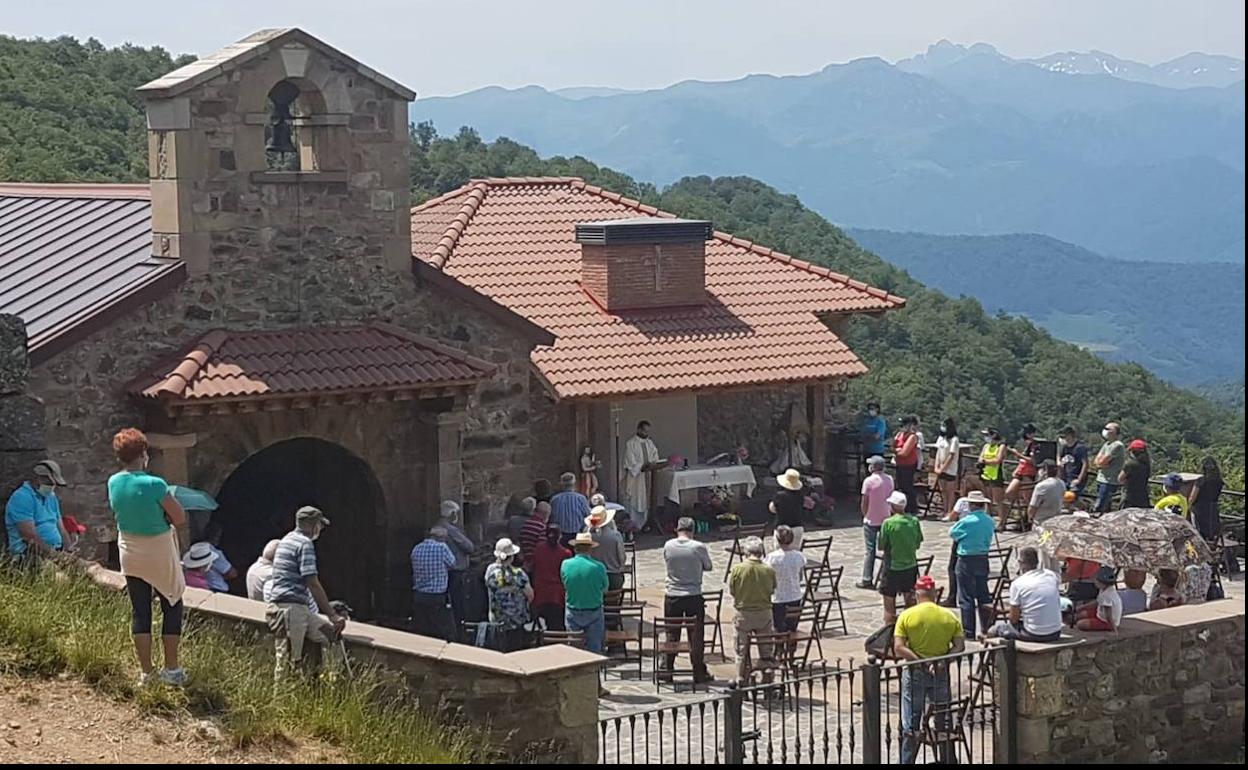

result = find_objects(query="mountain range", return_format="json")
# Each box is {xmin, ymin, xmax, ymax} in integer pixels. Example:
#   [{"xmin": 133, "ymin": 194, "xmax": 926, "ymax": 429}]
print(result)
[
  {"xmin": 845, "ymin": 229, "xmax": 1245, "ymax": 387},
  {"xmin": 410, "ymin": 41, "xmax": 1245, "ymax": 265}
]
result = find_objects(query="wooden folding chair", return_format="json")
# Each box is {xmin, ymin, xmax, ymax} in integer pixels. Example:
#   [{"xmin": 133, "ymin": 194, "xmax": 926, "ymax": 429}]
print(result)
[
  {"xmin": 651, "ymin": 616, "xmax": 705, "ymax": 691},
  {"xmin": 800, "ymin": 534, "xmax": 834, "ymax": 572},
  {"xmin": 723, "ymin": 523, "xmax": 768, "ymax": 581},
  {"xmin": 743, "ymin": 630, "xmax": 791, "ymax": 684},
  {"xmin": 803, "ymin": 563, "xmax": 849, "ymax": 636},
  {"xmin": 916, "ymin": 651, "xmax": 997, "ymax": 764},
  {"xmin": 603, "ymin": 601, "xmax": 646, "ymax": 680},
  {"xmin": 622, "ymin": 541, "xmax": 638, "ymax": 602},
  {"xmin": 701, "ymin": 588, "xmax": 727, "ymax": 660},
  {"xmin": 539, "ymin": 629, "xmax": 585, "ymax": 648},
  {"xmin": 874, "ymin": 554, "xmax": 937, "ymax": 587},
  {"xmin": 785, "ymin": 597, "xmax": 828, "ymax": 664}
]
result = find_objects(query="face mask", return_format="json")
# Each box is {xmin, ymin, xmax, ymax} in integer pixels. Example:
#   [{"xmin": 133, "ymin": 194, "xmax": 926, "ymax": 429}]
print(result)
[
  {"xmin": 37, "ymin": 484, "xmax": 55, "ymax": 496},
  {"xmin": 1101, "ymin": 429, "xmax": 1111, "ymax": 440},
  {"xmin": 868, "ymin": 410, "xmax": 878, "ymax": 417}
]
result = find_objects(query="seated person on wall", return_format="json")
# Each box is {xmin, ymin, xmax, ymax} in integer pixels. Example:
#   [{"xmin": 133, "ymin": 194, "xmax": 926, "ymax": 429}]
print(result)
[
  {"xmin": 4, "ymin": 459, "xmax": 70, "ymax": 563},
  {"xmin": 1119, "ymin": 569, "xmax": 1150, "ymax": 616},
  {"xmin": 1149, "ymin": 568, "xmax": 1184, "ymax": 611},
  {"xmin": 1074, "ymin": 566, "xmax": 1123, "ymax": 632},
  {"xmin": 182, "ymin": 542, "xmax": 218, "ymax": 591},
  {"xmin": 265, "ymin": 506, "xmax": 347, "ymax": 680},
  {"xmin": 986, "ymin": 546, "xmax": 1063, "ymax": 642},
  {"xmin": 1154, "ymin": 474, "xmax": 1191, "ymax": 518},
  {"xmin": 1062, "ymin": 556, "xmax": 1101, "ymax": 603}
]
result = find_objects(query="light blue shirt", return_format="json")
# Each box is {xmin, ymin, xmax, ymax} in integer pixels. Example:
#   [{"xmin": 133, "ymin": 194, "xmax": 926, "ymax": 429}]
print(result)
[
  {"xmin": 950, "ymin": 509, "xmax": 995, "ymax": 556},
  {"xmin": 5, "ymin": 482, "xmax": 63, "ymax": 555}
]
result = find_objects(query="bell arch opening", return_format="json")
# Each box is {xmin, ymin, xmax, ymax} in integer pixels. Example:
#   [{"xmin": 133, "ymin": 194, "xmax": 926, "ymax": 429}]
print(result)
[{"xmin": 213, "ymin": 437, "xmax": 385, "ymax": 618}]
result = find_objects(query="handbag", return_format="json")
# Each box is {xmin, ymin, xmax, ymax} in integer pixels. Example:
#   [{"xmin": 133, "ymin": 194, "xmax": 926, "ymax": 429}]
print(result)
[{"xmin": 864, "ymin": 622, "xmax": 895, "ymax": 660}]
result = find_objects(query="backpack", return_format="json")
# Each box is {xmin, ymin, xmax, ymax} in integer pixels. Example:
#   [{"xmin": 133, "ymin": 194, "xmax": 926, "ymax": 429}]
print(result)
[{"xmin": 864, "ymin": 622, "xmax": 895, "ymax": 660}]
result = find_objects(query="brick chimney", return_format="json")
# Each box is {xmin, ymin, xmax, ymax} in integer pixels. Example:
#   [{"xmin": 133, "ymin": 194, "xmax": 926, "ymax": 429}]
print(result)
[{"xmin": 575, "ymin": 218, "xmax": 713, "ymax": 311}]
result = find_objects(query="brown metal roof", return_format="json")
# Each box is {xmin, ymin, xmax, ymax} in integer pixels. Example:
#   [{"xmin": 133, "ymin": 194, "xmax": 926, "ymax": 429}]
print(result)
[
  {"xmin": 127, "ymin": 323, "xmax": 496, "ymax": 408},
  {"xmin": 0, "ymin": 184, "xmax": 183, "ymax": 363}
]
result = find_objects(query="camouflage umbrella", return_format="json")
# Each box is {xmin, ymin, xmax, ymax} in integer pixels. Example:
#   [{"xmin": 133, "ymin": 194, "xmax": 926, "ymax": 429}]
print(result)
[{"xmin": 1035, "ymin": 507, "xmax": 1212, "ymax": 571}]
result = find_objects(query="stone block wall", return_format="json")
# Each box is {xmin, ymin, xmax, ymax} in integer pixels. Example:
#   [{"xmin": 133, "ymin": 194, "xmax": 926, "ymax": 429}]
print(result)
[
  {"xmin": 1014, "ymin": 604, "xmax": 1245, "ymax": 764},
  {"xmin": 697, "ymin": 385, "xmax": 811, "ymax": 467},
  {"xmin": 0, "ymin": 315, "xmax": 46, "ymax": 511}
]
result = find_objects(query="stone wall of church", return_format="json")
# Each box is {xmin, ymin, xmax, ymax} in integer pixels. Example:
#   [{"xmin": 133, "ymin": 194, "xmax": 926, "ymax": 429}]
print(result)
[
  {"xmin": 29, "ymin": 274, "xmax": 535, "ymax": 559},
  {"xmin": 1, "ymin": 315, "xmax": 46, "ymax": 509},
  {"xmin": 697, "ymin": 385, "xmax": 810, "ymax": 468},
  {"xmin": 528, "ymin": 387, "xmax": 579, "ymax": 492}
]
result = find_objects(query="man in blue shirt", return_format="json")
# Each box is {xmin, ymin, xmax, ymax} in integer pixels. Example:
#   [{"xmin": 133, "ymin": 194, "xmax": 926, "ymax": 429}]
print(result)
[
  {"xmin": 949, "ymin": 490, "xmax": 996, "ymax": 639},
  {"xmin": 410, "ymin": 526, "xmax": 457, "ymax": 641},
  {"xmin": 861, "ymin": 401, "xmax": 888, "ymax": 459},
  {"xmin": 549, "ymin": 472, "xmax": 591, "ymax": 547},
  {"xmin": 5, "ymin": 460, "xmax": 69, "ymax": 559}
]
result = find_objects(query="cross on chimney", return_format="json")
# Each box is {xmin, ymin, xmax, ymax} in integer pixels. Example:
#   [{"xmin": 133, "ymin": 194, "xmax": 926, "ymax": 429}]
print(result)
[{"xmin": 642, "ymin": 245, "xmax": 664, "ymax": 292}]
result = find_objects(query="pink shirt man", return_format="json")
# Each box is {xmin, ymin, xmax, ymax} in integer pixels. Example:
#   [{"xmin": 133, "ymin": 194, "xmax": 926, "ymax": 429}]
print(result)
[{"xmin": 861, "ymin": 470, "xmax": 895, "ymax": 527}]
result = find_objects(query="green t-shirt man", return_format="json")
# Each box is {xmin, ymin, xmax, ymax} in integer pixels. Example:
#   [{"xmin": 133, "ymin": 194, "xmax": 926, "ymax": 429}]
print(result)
[{"xmin": 879, "ymin": 510, "xmax": 924, "ymax": 572}]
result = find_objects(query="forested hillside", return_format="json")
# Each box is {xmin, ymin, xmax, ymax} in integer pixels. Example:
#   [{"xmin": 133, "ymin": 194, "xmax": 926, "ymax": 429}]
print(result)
[
  {"xmin": 408, "ymin": 125, "xmax": 1244, "ymax": 480},
  {"xmin": 846, "ymin": 229, "xmax": 1246, "ymax": 386},
  {"xmin": 0, "ymin": 35, "xmax": 191, "ymax": 182}
]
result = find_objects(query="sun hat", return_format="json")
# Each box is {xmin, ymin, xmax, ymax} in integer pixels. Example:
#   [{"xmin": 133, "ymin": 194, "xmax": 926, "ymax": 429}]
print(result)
[
  {"xmin": 887, "ymin": 490, "xmax": 908, "ymax": 509},
  {"xmin": 584, "ymin": 504, "xmax": 617, "ymax": 529},
  {"xmin": 777, "ymin": 468, "xmax": 803, "ymax": 491},
  {"xmin": 966, "ymin": 490, "xmax": 990, "ymax": 504},
  {"xmin": 182, "ymin": 541, "xmax": 215, "ymax": 569},
  {"xmin": 493, "ymin": 538, "xmax": 521, "ymax": 559},
  {"xmin": 571, "ymin": 532, "xmax": 598, "ymax": 549}
]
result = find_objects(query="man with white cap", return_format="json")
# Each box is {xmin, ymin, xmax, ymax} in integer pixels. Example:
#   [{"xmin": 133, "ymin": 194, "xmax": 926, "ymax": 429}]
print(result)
[
  {"xmin": 858, "ymin": 455, "xmax": 895, "ymax": 589},
  {"xmin": 5, "ymin": 459, "xmax": 70, "ymax": 561},
  {"xmin": 265, "ymin": 505, "xmax": 345, "ymax": 679},
  {"xmin": 770, "ymin": 468, "xmax": 805, "ymax": 549},
  {"xmin": 878, "ymin": 489, "xmax": 923, "ymax": 624},
  {"xmin": 437, "ymin": 500, "xmax": 476, "ymax": 629}
]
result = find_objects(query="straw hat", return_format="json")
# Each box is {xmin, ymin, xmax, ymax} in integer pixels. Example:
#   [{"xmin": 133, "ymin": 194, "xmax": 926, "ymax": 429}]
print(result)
[
  {"xmin": 584, "ymin": 504, "xmax": 616, "ymax": 529},
  {"xmin": 182, "ymin": 541, "xmax": 215, "ymax": 569},
  {"xmin": 571, "ymin": 532, "xmax": 599, "ymax": 549},
  {"xmin": 966, "ymin": 490, "xmax": 990, "ymax": 504},
  {"xmin": 493, "ymin": 537, "xmax": 521, "ymax": 559},
  {"xmin": 777, "ymin": 468, "xmax": 803, "ymax": 491}
]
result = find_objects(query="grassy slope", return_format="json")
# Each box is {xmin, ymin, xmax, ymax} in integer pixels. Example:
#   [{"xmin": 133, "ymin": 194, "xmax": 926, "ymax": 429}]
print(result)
[{"xmin": 0, "ymin": 565, "xmax": 477, "ymax": 764}]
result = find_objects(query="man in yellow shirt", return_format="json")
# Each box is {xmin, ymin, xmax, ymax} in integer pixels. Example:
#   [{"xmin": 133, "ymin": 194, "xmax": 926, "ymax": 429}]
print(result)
[
  {"xmin": 893, "ymin": 575, "xmax": 965, "ymax": 764},
  {"xmin": 1154, "ymin": 474, "xmax": 1190, "ymax": 519}
]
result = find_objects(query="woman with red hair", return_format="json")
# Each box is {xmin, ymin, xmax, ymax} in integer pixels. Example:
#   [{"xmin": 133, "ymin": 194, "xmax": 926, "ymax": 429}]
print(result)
[{"xmin": 106, "ymin": 428, "xmax": 189, "ymax": 686}]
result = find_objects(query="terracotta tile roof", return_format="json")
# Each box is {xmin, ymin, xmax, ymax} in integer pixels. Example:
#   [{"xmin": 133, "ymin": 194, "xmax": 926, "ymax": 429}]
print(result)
[
  {"xmin": 0, "ymin": 184, "xmax": 184, "ymax": 364},
  {"xmin": 411, "ymin": 178, "xmax": 905, "ymax": 399},
  {"xmin": 128, "ymin": 323, "xmax": 495, "ymax": 406}
]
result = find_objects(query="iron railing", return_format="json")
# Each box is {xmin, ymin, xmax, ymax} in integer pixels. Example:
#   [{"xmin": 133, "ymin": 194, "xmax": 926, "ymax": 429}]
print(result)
[{"xmin": 598, "ymin": 645, "xmax": 1017, "ymax": 765}]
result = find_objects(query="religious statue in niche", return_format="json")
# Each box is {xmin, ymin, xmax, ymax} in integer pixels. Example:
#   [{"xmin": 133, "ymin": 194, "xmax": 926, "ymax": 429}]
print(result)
[
  {"xmin": 578, "ymin": 445, "xmax": 602, "ymax": 497},
  {"xmin": 769, "ymin": 400, "xmax": 813, "ymax": 475}
]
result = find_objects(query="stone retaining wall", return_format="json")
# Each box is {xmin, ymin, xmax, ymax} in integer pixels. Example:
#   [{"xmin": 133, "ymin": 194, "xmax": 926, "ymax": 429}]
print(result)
[
  {"xmin": 1014, "ymin": 602, "xmax": 1245, "ymax": 763},
  {"xmin": 85, "ymin": 564, "xmax": 601, "ymax": 763}
]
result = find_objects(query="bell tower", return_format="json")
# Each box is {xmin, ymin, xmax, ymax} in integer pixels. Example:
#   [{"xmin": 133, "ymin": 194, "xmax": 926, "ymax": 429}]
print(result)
[{"xmin": 137, "ymin": 29, "xmax": 416, "ymax": 278}]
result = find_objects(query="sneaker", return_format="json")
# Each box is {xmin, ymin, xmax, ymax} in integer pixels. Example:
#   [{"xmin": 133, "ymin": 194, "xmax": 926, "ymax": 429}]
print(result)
[
  {"xmin": 159, "ymin": 667, "xmax": 188, "ymax": 686},
  {"xmin": 854, "ymin": 580, "xmax": 874, "ymax": 590},
  {"xmin": 138, "ymin": 671, "xmax": 156, "ymax": 687}
]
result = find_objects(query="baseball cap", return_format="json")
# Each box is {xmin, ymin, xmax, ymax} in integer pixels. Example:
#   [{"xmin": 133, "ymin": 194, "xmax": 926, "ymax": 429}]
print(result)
[
  {"xmin": 33, "ymin": 460, "xmax": 68, "ymax": 486},
  {"xmin": 914, "ymin": 575, "xmax": 937, "ymax": 591},
  {"xmin": 1095, "ymin": 566, "xmax": 1117, "ymax": 585},
  {"xmin": 296, "ymin": 505, "xmax": 330, "ymax": 526},
  {"xmin": 1128, "ymin": 439, "xmax": 1147, "ymax": 452},
  {"xmin": 887, "ymin": 490, "xmax": 908, "ymax": 508}
]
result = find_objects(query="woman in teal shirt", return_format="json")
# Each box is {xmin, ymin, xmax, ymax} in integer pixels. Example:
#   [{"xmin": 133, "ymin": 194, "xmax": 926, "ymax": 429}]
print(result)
[{"xmin": 107, "ymin": 428, "xmax": 189, "ymax": 687}]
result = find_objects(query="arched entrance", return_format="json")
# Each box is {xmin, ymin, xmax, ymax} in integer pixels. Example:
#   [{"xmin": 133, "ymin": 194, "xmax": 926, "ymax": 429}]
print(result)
[{"xmin": 213, "ymin": 437, "xmax": 385, "ymax": 619}]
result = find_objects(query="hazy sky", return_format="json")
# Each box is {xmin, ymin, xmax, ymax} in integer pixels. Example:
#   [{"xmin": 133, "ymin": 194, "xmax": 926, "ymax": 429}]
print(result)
[{"xmin": 4, "ymin": 0, "xmax": 1244, "ymax": 96}]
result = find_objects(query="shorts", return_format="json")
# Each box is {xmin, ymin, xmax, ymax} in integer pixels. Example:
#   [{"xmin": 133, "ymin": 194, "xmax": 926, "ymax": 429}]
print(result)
[
  {"xmin": 879, "ymin": 566, "xmax": 920, "ymax": 597},
  {"xmin": 981, "ymin": 476, "xmax": 1005, "ymax": 488},
  {"xmin": 1012, "ymin": 470, "xmax": 1036, "ymax": 481}
]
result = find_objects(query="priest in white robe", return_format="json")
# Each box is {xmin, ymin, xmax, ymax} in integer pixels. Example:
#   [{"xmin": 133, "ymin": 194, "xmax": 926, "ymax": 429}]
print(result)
[{"xmin": 622, "ymin": 420, "xmax": 663, "ymax": 531}]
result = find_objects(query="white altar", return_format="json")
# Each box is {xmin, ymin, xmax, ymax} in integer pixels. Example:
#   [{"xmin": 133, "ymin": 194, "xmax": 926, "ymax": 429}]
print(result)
[{"xmin": 654, "ymin": 464, "xmax": 758, "ymax": 506}]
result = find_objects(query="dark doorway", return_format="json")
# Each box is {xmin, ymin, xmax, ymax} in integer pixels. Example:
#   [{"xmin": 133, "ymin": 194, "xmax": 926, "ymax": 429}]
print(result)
[{"xmin": 213, "ymin": 438, "xmax": 385, "ymax": 619}]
